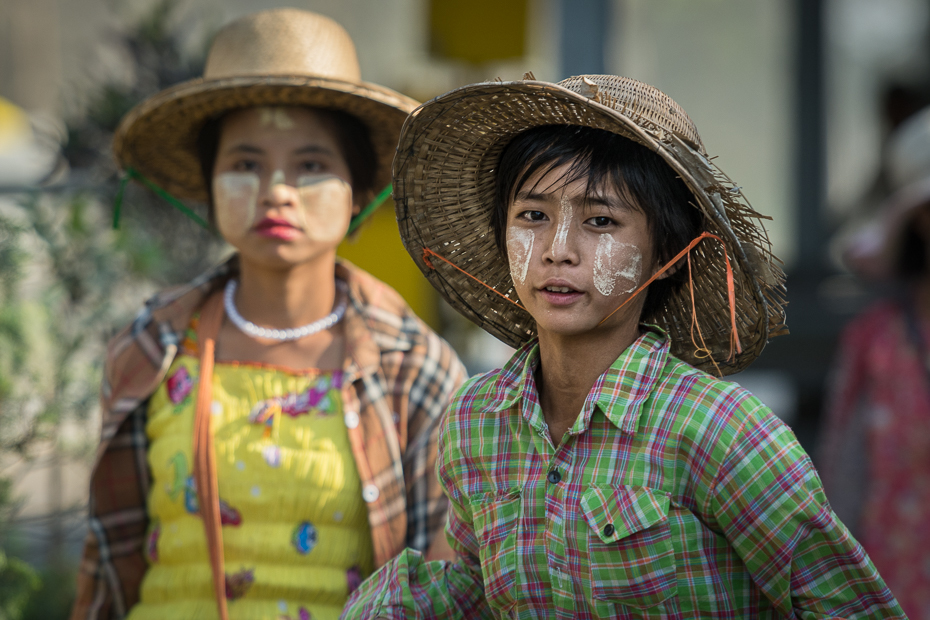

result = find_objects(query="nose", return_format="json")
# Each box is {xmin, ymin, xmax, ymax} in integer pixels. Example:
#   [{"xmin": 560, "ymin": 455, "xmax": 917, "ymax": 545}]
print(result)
[
  {"xmin": 260, "ymin": 169, "xmax": 297, "ymax": 208},
  {"xmin": 541, "ymin": 209, "xmax": 580, "ymax": 265}
]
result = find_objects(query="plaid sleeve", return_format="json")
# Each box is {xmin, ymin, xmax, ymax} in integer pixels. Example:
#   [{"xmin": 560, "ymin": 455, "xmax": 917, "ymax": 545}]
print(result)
[
  {"xmin": 341, "ymin": 393, "xmax": 490, "ymax": 620},
  {"xmin": 706, "ymin": 399, "xmax": 904, "ymax": 618},
  {"xmin": 396, "ymin": 326, "xmax": 467, "ymax": 554},
  {"xmin": 71, "ymin": 402, "xmax": 151, "ymax": 620}
]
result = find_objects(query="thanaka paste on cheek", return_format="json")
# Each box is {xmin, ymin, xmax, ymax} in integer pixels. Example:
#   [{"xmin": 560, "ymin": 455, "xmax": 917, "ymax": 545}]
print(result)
[
  {"xmin": 258, "ymin": 107, "xmax": 295, "ymax": 130},
  {"xmin": 593, "ymin": 234, "xmax": 642, "ymax": 296},
  {"xmin": 295, "ymin": 174, "xmax": 353, "ymax": 243},
  {"xmin": 551, "ymin": 194, "xmax": 572, "ymax": 256},
  {"xmin": 213, "ymin": 172, "xmax": 259, "ymax": 240},
  {"xmin": 507, "ymin": 227, "xmax": 534, "ymax": 285}
]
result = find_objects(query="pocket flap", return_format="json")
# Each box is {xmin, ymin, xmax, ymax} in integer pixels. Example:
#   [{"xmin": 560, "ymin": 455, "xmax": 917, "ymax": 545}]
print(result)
[{"xmin": 580, "ymin": 486, "xmax": 670, "ymax": 544}]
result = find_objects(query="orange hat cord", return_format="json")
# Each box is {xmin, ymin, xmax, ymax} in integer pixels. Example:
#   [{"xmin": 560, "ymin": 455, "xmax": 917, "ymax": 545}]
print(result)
[
  {"xmin": 597, "ymin": 231, "xmax": 742, "ymax": 372},
  {"xmin": 423, "ymin": 231, "xmax": 741, "ymax": 371},
  {"xmin": 422, "ymin": 247, "xmax": 527, "ymax": 311}
]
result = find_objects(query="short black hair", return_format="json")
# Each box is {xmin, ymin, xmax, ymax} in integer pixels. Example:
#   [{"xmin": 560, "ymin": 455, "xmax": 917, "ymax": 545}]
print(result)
[
  {"xmin": 196, "ymin": 107, "xmax": 377, "ymax": 222},
  {"xmin": 492, "ymin": 124, "xmax": 703, "ymax": 320}
]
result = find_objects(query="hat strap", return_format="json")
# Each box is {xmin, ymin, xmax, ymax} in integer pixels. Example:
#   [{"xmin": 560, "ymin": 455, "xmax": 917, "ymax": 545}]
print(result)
[
  {"xmin": 597, "ymin": 231, "xmax": 742, "ymax": 370},
  {"xmin": 347, "ymin": 185, "xmax": 392, "ymax": 235},
  {"xmin": 421, "ymin": 247, "xmax": 527, "ymax": 310},
  {"xmin": 112, "ymin": 167, "xmax": 210, "ymax": 230}
]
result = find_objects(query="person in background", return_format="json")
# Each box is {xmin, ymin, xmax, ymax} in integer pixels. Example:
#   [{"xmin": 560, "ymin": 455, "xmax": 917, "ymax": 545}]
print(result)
[
  {"xmin": 71, "ymin": 9, "xmax": 465, "ymax": 620},
  {"xmin": 343, "ymin": 74, "xmax": 904, "ymax": 618},
  {"xmin": 820, "ymin": 105, "xmax": 930, "ymax": 620}
]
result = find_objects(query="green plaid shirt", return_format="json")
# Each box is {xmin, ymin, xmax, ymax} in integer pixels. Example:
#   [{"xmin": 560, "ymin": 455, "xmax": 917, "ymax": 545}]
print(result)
[{"xmin": 344, "ymin": 326, "xmax": 903, "ymax": 619}]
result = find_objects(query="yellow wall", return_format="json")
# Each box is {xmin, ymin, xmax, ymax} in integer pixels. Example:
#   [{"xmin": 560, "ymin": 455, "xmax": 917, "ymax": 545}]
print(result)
[{"xmin": 337, "ymin": 201, "xmax": 439, "ymax": 329}]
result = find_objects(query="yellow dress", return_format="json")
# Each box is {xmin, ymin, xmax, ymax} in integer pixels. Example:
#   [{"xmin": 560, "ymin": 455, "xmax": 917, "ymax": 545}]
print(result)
[{"xmin": 128, "ymin": 331, "xmax": 374, "ymax": 620}]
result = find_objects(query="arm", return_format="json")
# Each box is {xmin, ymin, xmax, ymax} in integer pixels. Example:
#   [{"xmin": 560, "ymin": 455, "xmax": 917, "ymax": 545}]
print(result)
[
  {"xmin": 816, "ymin": 318, "xmax": 872, "ymax": 531},
  {"xmin": 341, "ymin": 499, "xmax": 491, "ymax": 619},
  {"xmin": 71, "ymin": 401, "xmax": 151, "ymax": 620},
  {"xmin": 343, "ymin": 386, "xmax": 494, "ymax": 620},
  {"xmin": 707, "ymin": 401, "xmax": 903, "ymax": 619},
  {"xmin": 398, "ymin": 329, "xmax": 468, "ymax": 557}
]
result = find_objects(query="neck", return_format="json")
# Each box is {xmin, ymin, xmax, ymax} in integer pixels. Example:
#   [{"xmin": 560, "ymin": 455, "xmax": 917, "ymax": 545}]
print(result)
[
  {"xmin": 536, "ymin": 319, "xmax": 642, "ymax": 438},
  {"xmin": 234, "ymin": 253, "xmax": 339, "ymax": 329}
]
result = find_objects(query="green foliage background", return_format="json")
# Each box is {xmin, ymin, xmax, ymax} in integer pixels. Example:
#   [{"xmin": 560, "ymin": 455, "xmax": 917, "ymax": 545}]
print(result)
[{"xmin": 0, "ymin": 2, "xmax": 224, "ymax": 617}]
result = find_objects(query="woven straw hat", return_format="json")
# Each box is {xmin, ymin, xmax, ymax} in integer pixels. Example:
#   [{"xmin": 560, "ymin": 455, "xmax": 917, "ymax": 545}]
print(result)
[
  {"xmin": 393, "ymin": 75, "xmax": 788, "ymax": 376},
  {"xmin": 843, "ymin": 106, "xmax": 930, "ymax": 280},
  {"xmin": 113, "ymin": 8, "xmax": 418, "ymax": 203}
]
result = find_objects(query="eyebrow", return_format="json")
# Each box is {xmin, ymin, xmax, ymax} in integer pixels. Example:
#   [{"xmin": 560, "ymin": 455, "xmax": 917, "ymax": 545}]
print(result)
[
  {"xmin": 222, "ymin": 144, "xmax": 336, "ymax": 156},
  {"xmin": 514, "ymin": 189, "xmax": 631, "ymax": 212}
]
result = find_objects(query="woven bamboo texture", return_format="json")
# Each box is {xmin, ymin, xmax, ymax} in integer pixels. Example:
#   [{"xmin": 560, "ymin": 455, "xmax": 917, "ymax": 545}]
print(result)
[{"xmin": 393, "ymin": 75, "xmax": 787, "ymax": 376}]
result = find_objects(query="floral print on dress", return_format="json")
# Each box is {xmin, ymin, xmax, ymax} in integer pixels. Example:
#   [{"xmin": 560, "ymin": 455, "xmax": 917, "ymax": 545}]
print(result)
[
  {"xmin": 166, "ymin": 366, "xmax": 194, "ymax": 405},
  {"xmin": 145, "ymin": 520, "xmax": 160, "ymax": 564},
  {"xmin": 346, "ymin": 565, "xmax": 363, "ymax": 595},
  {"xmin": 166, "ymin": 452, "xmax": 241, "ymax": 525},
  {"xmin": 292, "ymin": 522, "xmax": 318, "ymax": 554},
  {"xmin": 248, "ymin": 373, "xmax": 343, "ymax": 429},
  {"xmin": 225, "ymin": 568, "xmax": 254, "ymax": 600}
]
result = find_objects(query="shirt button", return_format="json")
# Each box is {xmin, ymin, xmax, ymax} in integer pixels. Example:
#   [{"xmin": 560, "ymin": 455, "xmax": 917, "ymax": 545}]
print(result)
[
  {"xmin": 362, "ymin": 484, "xmax": 379, "ymax": 503},
  {"xmin": 344, "ymin": 410, "xmax": 360, "ymax": 429},
  {"xmin": 547, "ymin": 469, "xmax": 561, "ymax": 484},
  {"xmin": 604, "ymin": 523, "xmax": 615, "ymax": 537}
]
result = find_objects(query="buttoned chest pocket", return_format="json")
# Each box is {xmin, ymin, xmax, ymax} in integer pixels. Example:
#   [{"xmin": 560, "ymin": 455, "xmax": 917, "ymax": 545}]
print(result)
[
  {"xmin": 580, "ymin": 485, "xmax": 677, "ymax": 609},
  {"xmin": 471, "ymin": 490, "xmax": 521, "ymax": 612}
]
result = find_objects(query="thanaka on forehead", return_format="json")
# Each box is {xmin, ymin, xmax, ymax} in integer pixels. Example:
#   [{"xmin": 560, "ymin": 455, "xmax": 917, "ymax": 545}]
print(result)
[{"xmin": 258, "ymin": 107, "xmax": 296, "ymax": 129}]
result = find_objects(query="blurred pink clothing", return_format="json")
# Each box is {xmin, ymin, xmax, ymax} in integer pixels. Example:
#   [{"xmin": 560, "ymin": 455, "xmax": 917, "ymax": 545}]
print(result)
[{"xmin": 820, "ymin": 299, "xmax": 930, "ymax": 619}]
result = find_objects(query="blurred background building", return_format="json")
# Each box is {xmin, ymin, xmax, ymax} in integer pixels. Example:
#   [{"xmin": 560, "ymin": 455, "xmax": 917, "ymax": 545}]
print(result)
[{"xmin": 1, "ymin": 0, "xmax": 929, "ymax": 616}]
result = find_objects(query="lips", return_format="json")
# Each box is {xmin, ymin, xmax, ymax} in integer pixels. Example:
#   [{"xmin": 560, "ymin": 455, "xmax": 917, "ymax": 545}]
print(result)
[
  {"xmin": 253, "ymin": 217, "xmax": 301, "ymax": 240},
  {"xmin": 538, "ymin": 279, "xmax": 584, "ymax": 306}
]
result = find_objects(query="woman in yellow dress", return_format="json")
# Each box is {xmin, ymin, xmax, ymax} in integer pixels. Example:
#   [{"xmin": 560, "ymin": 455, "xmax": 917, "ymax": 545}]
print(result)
[{"xmin": 71, "ymin": 9, "xmax": 465, "ymax": 620}]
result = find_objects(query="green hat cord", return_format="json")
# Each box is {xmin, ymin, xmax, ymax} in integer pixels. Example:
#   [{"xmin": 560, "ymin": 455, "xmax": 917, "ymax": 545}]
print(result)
[{"xmin": 113, "ymin": 167, "xmax": 391, "ymax": 237}]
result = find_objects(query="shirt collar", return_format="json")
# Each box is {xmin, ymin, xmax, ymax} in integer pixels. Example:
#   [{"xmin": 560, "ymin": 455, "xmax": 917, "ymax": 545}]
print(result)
[{"xmin": 491, "ymin": 325, "xmax": 670, "ymax": 436}]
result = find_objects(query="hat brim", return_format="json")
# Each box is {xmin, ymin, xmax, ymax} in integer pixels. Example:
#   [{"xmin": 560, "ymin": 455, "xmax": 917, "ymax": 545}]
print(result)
[
  {"xmin": 114, "ymin": 75, "xmax": 419, "ymax": 203},
  {"xmin": 393, "ymin": 80, "xmax": 787, "ymax": 376}
]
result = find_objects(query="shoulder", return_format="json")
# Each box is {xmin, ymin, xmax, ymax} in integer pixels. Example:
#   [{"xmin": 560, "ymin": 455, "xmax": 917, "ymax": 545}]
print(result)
[
  {"xmin": 651, "ymin": 356, "xmax": 787, "ymax": 455},
  {"xmin": 102, "ymin": 260, "xmax": 230, "ymax": 407},
  {"xmin": 339, "ymin": 260, "xmax": 442, "ymax": 351},
  {"xmin": 339, "ymin": 261, "xmax": 466, "ymax": 396}
]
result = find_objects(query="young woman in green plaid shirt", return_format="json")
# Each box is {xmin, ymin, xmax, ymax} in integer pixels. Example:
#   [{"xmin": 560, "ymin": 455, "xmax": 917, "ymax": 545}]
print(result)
[{"xmin": 342, "ymin": 76, "xmax": 904, "ymax": 618}]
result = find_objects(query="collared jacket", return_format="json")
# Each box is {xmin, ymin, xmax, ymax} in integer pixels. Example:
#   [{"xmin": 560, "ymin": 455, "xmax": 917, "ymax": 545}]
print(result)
[{"xmin": 71, "ymin": 258, "xmax": 467, "ymax": 619}]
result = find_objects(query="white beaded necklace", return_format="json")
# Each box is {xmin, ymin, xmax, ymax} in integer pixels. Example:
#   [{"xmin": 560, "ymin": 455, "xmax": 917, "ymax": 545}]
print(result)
[{"xmin": 223, "ymin": 279, "xmax": 348, "ymax": 342}]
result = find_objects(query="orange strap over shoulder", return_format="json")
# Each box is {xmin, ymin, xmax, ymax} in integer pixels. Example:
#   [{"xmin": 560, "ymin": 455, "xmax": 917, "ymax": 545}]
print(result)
[{"xmin": 193, "ymin": 291, "xmax": 228, "ymax": 620}]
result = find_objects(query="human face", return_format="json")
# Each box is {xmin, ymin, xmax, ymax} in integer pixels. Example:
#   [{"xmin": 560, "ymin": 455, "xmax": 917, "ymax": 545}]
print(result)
[
  {"xmin": 212, "ymin": 106, "xmax": 355, "ymax": 270},
  {"xmin": 505, "ymin": 161, "xmax": 664, "ymax": 339}
]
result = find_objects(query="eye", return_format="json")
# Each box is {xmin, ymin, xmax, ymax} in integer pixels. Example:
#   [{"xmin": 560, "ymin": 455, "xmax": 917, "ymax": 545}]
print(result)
[
  {"xmin": 518, "ymin": 210, "xmax": 546, "ymax": 222},
  {"xmin": 298, "ymin": 160, "xmax": 326, "ymax": 173},
  {"xmin": 587, "ymin": 216, "xmax": 614, "ymax": 228},
  {"xmin": 232, "ymin": 159, "xmax": 259, "ymax": 173}
]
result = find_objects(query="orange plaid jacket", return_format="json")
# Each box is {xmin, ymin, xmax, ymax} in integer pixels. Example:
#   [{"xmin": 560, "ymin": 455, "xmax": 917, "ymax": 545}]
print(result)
[{"xmin": 70, "ymin": 258, "xmax": 466, "ymax": 619}]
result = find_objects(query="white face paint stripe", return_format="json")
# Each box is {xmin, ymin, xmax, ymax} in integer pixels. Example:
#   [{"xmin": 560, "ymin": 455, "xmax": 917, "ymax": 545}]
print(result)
[
  {"xmin": 594, "ymin": 234, "xmax": 617, "ymax": 296},
  {"xmin": 213, "ymin": 172, "xmax": 260, "ymax": 239},
  {"xmin": 551, "ymin": 194, "xmax": 572, "ymax": 256},
  {"xmin": 270, "ymin": 169, "xmax": 286, "ymax": 187},
  {"xmin": 507, "ymin": 227, "xmax": 534, "ymax": 285},
  {"xmin": 593, "ymin": 234, "xmax": 643, "ymax": 296}
]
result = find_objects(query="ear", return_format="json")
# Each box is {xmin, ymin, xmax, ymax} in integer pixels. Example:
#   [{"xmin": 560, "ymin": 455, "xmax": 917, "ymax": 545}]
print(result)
[{"xmin": 652, "ymin": 256, "xmax": 684, "ymax": 281}]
